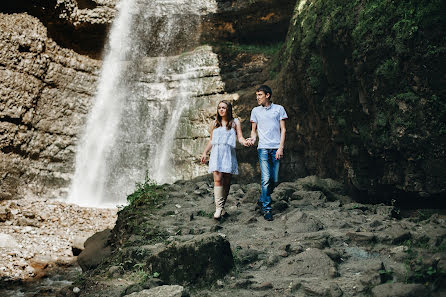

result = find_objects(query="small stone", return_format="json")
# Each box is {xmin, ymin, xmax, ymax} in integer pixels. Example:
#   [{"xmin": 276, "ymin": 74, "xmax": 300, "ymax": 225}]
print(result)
[
  {"xmin": 0, "ymin": 233, "xmax": 19, "ymax": 249},
  {"xmin": 279, "ymin": 250, "xmax": 289, "ymax": 257},
  {"xmin": 347, "ymin": 231, "xmax": 376, "ymax": 243},
  {"xmin": 390, "ymin": 246, "xmax": 408, "ymax": 254},
  {"xmin": 252, "ymin": 282, "xmax": 273, "ymax": 290}
]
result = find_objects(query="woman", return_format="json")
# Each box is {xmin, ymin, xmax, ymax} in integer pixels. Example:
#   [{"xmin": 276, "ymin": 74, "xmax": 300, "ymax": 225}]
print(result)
[{"xmin": 201, "ymin": 100, "xmax": 248, "ymax": 219}]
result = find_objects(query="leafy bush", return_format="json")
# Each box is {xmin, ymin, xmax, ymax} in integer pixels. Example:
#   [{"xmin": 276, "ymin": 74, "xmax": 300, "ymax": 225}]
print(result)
[{"xmin": 126, "ymin": 175, "xmax": 165, "ymax": 208}]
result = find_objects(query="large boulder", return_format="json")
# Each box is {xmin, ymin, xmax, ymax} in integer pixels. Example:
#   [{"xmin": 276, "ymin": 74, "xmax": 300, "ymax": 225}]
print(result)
[
  {"xmin": 77, "ymin": 229, "xmax": 112, "ymax": 271},
  {"xmin": 144, "ymin": 233, "xmax": 233, "ymax": 285}
]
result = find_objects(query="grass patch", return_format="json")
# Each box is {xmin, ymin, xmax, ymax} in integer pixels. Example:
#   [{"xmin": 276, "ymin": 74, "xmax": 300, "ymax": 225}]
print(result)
[{"xmin": 196, "ymin": 210, "xmax": 213, "ymax": 218}]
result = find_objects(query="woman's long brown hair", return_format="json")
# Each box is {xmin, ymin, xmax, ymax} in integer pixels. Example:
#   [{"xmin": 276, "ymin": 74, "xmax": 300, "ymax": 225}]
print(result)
[{"xmin": 215, "ymin": 100, "xmax": 234, "ymax": 130}]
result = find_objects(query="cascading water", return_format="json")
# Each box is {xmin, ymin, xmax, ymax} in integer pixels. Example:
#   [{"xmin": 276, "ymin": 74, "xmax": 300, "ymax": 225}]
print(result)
[{"xmin": 68, "ymin": 0, "xmax": 218, "ymax": 207}]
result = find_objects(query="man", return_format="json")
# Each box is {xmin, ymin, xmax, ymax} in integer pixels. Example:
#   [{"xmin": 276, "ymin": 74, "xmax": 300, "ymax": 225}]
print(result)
[{"xmin": 248, "ymin": 85, "xmax": 287, "ymax": 221}]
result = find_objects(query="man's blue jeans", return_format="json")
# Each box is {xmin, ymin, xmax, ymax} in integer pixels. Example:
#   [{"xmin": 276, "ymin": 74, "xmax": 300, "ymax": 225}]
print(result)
[{"xmin": 258, "ymin": 149, "xmax": 280, "ymax": 212}]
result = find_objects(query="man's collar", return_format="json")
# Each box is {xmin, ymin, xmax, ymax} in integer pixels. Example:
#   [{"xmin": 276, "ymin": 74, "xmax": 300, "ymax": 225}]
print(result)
[{"xmin": 262, "ymin": 103, "xmax": 273, "ymax": 110}]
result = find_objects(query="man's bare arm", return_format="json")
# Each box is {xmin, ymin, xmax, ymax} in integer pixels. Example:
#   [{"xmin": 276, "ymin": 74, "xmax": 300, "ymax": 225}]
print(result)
[{"xmin": 275, "ymin": 119, "xmax": 286, "ymax": 159}]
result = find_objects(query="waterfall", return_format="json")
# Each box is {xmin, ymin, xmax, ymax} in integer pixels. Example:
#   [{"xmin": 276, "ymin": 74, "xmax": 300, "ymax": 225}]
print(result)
[{"xmin": 68, "ymin": 0, "xmax": 218, "ymax": 207}]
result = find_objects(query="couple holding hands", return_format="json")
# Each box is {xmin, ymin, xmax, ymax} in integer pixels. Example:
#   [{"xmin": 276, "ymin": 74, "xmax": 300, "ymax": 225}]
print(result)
[{"xmin": 200, "ymin": 85, "xmax": 287, "ymax": 221}]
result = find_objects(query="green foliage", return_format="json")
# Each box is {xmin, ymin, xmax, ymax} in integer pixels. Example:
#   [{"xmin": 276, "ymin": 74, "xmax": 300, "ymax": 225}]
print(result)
[
  {"xmin": 395, "ymin": 92, "xmax": 420, "ymax": 105},
  {"xmin": 375, "ymin": 59, "xmax": 399, "ymax": 80},
  {"xmin": 196, "ymin": 210, "xmax": 213, "ymax": 218},
  {"xmin": 352, "ymin": 0, "xmax": 444, "ymax": 58},
  {"xmin": 337, "ymin": 117, "xmax": 347, "ymax": 128},
  {"xmin": 126, "ymin": 175, "xmax": 165, "ymax": 208},
  {"xmin": 112, "ymin": 175, "xmax": 169, "ymax": 245},
  {"xmin": 402, "ymin": 238, "xmax": 446, "ymax": 285},
  {"xmin": 307, "ymin": 54, "xmax": 324, "ymax": 90},
  {"xmin": 413, "ymin": 210, "xmax": 434, "ymax": 222},
  {"xmin": 300, "ymin": 10, "xmax": 318, "ymax": 52},
  {"xmin": 427, "ymin": 94, "xmax": 446, "ymax": 136},
  {"xmin": 407, "ymin": 263, "xmax": 444, "ymax": 285},
  {"xmin": 282, "ymin": 0, "xmax": 445, "ymax": 127},
  {"xmin": 130, "ymin": 263, "xmax": 160, "ymax": 283},
  {"xmin": 130, "ymin": 263, "xmax": 150, "ymax": 283},
  {"xmin": 375, "ymin": 112, "xmax": 387, "ymax": 128},
  {"xmin": 380, "ymin": 92, "xmax": 421, "ymax": 135}
]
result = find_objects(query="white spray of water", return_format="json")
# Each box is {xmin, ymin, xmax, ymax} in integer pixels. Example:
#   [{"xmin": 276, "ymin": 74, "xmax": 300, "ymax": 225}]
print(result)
[
  {"xmin": 68, "ymin": 0, "xmax": 136, "ymax": 207},
  {"xmin": 68, "ymin": 0, "xmax": 218, "ymax": 207}
]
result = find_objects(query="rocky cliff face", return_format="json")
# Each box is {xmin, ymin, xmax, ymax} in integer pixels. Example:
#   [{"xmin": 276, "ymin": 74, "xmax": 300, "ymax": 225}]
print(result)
[
  {"xmin": 0, "ymin": 0, "xmax": 116, "ymax": 58},
  {"xmin": 0, "ymin": 12, "xmax": 100, "ymax": 200},
  {"xmin": 267, "ymin": 0, "xmax": 446, "ymax": 205}
]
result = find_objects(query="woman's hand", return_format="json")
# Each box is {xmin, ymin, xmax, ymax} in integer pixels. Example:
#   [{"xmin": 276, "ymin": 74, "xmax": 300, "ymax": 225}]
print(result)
[{"xmin": 200, "ymin": 152, "xmax": 207, "ymax": 164}]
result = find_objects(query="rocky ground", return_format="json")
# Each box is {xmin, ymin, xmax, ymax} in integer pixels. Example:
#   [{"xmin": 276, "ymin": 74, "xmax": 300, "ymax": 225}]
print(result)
[
  {"xmin": 0, "ymin": 196, "xmax": 117, "ymax": 282},
  {"xmin": 67, "ymin": 176, "xmax": 445, "ymax": 297}
]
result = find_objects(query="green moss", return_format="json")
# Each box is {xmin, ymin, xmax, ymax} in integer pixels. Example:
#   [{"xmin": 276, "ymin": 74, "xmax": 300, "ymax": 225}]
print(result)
[
  {"xmin": 275, "ymin": 0, "xmax": 445, "ymax": 179},
  {"xmin": 306, "ymin": 54, "xmax": 324, "ymax": 90},
  {"xmin": 427, "ymin": 94, "xmax": 446, "ymax": 136},
  {"xmin": 375, "ymin": 59, "xmax": 399, "ymax": 80},
  {"xmin": 395, "ymin": 92, "xmax": 420, "ymax": 104},
  {"xmin": 337, "ymin": 117, "xmax": 347, "ymax": 128},
  {"xmin": 300, "ymin": 11, "xmax": 318, "ymax": 52},
  {"xmin": 352, "ymin": 0, "xmax": 444, "ymax": 58},
  {"xmin": 375, "ymin": 112, "xmax": 387, "ymax": 128}
]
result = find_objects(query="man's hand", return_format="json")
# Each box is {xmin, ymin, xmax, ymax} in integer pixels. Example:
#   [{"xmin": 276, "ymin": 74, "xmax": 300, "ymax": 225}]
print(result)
[
  {"xmin": 246, "ymin": 138, "xmax": 255, "ymax": 146},
  {"xmin": 275, "ymin": 147, "xmax": 284, "ymax": 159}
]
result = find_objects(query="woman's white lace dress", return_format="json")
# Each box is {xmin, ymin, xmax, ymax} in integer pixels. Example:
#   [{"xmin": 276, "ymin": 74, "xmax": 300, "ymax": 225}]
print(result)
[{"xmin": 208, "ymin": 119, "xmax": 239, "ymax": 175}]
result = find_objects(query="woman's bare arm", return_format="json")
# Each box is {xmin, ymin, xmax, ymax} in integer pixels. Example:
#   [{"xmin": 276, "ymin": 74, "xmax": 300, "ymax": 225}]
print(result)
[
  {"xmin": 201, "ymin": 122, "xmax": 215, "ymax": 163},
  {"xmin": 235, "ymin": 119, "xmax": 248, "ymax": 146}
]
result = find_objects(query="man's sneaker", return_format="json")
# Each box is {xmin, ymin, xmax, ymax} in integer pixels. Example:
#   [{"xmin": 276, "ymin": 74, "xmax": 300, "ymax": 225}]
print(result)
[
  {"xmin": 256, "ymin": 201, "xmax": 264, "ymax": 214},
  {"xmin": 263, "ymin": 211, "xmax": 273, "ymax": 221}
]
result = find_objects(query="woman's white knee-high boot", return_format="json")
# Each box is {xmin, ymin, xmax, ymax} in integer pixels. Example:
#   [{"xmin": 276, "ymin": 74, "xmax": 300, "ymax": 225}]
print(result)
[
  {"xmin": 213, "ymin": 186, "xmax": 224, "ymax": 219},
  {"xmin": 221, "ymin": 186, "xmax": 229, "ymax": 216}
]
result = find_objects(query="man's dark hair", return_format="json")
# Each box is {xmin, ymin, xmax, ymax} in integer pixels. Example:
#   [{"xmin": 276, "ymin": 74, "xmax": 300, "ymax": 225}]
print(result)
[{"xmin": 256, "ymin": 85, "xmax": 272, "ymax": 100}]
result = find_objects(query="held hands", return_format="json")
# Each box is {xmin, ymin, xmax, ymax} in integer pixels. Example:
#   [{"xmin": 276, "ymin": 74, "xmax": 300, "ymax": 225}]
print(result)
[
  {"xmin": 245, "ymin": 138, "xmax": 255, "ymax": 147},
  {"xmin": 241, "ymin": 138, "xmax": 249, "ymax": 147}
]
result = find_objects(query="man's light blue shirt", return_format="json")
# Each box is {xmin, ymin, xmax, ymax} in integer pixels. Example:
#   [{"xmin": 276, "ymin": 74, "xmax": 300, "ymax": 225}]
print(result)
[{"xmin": 250, "ymin": 103, "xmax": 288, "ymax": 149}]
